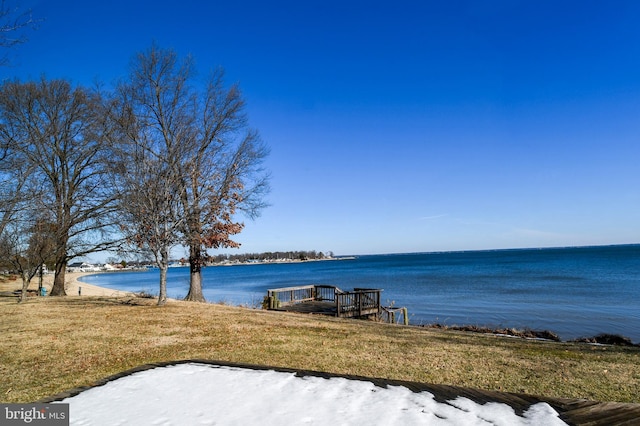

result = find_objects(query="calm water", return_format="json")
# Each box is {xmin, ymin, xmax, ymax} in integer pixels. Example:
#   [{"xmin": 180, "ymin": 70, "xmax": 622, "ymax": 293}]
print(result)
[{"xmin": 80, "ymin": 245, "xmax": 640, "ymax": 342}]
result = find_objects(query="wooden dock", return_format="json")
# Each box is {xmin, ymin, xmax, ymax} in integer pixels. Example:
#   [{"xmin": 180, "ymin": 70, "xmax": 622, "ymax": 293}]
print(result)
[{"xmin": 265, "ymin": 285, "xmax": 385, "ymax": 320}]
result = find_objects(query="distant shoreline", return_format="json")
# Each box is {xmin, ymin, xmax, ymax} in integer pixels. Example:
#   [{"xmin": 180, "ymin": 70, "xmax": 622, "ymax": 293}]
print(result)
[{"xmin": 209, "ymin": 256, "xmax": 357, "ymax": 267}]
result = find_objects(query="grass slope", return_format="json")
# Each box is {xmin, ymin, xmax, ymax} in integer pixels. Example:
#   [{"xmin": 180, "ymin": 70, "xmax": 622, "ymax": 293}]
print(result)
[{"xmin": 1, "ymin": 296, "xmax": 639, "ymax": 403}]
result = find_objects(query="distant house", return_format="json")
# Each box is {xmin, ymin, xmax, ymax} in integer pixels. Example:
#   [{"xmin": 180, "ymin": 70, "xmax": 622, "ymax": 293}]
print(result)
[
  {"xmin": 103, "ymin": 263, "xmax": 121, "ymax": 271},
  {"xmin": 67, "ymin": 262, "xmax": 101, "ymax": 273}
]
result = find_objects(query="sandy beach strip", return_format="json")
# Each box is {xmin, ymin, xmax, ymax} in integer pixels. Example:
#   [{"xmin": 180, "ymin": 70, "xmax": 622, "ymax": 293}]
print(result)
[
  {"xmin": 1, "ymin": 271, "xmax": 135, "ymax": 297},
  {"xmin": 61, "ymin": 272, "xmax": 136, "ymax": 297}
]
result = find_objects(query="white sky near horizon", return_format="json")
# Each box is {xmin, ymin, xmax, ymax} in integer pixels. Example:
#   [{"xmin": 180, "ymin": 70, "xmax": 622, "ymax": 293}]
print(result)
[
  {"xmin": 4, "ymin": 1, "xmax": 640, "ymax": 258},
  {"xmin": 61, "ymin": 363, "xmax": 568, "ymax": 425}
]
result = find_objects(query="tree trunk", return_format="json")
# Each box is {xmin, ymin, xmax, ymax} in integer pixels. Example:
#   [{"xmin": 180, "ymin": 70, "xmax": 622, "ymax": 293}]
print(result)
[
  {"xmin": 158, "ymin": 265, "xmax": 168, "ymax": 306},
  {"xmin": 50, "ymin": 260, "xmax": 67, "ymax": 296},
  {"xmin": 185, "ymin": 245, "xmax": 206, "ymax": 302},
  {"xmin": 38, "ymin": 265, "xmax": 44, "ymax": 296},
  {"xmin": 19, "ymin": 274, "xmax": 30, "ymax": 303},
  {"xmin": 157, "ymin": 247, "xmax": 169, "ymax": 306},
  {"xmin": 185, "ymin": 267, "xmax": 205, "ymax": 302}
]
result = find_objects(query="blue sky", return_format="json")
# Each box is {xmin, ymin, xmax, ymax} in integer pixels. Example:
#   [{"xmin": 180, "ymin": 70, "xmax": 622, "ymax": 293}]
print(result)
[{"xmin": 4, "ymin": 1, "xmax": 640, "ymax": 256}]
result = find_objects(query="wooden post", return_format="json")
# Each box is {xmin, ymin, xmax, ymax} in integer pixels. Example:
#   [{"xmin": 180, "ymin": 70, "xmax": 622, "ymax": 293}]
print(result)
[
  {"xmin": 268, "ymin": 292, "xmax": 280, "ymax": 309},
  {"xmin": 403, "ymin": 307, "xmax": 409, "ymax": 325}
]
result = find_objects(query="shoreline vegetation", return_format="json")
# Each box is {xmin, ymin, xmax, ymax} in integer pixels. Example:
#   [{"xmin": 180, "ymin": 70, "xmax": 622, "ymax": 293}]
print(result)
[
  {"xmin": 421, "ymin": 324, "xmax": 640, "ymax": 347},
  {"xmin": 207, "ymin": 251, "xmax": 351, "ymax": 265},
  {"xmin": 57, "ymin": 252, "xmax": 355, "ymax": 273},
  {"xmin": 212, "ymin": 255, "xmax": 357, "ymax": 266},
  {"xmin": 0, "ymin": 291, "xmax": 638, "ymax": 405}
]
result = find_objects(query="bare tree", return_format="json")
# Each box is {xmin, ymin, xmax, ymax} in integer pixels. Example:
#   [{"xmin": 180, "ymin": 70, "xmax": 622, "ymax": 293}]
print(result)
[
  {"xmin": 106, "ymin": 94, "xmax": 187, "ymax": 305},
  {"xmin": 119, "ymin": 44, "xmax": 270, "ymax": 303},
  {"xmin": 0, "ymin": 210, "xmax": 55, "ymax": 302},
  {"xmin": 180, "ymin": 73, "xmax": 270, "ymax": 301},
  {"xmin": 0, "ymin": 78, "xmax": 117, "ymax": 295},
  {"xmin": 0, "ymin": 144, "xmax": 31, "ymax": 241},
  {"xmin": 115, "ymin": 158, "xmax": 184, "ymax": 305},
  {"xmin": 0, "ymin": 224, "xmax": 40, "ymax": 302},
  {"xmin": 0, "ymin": 2, "xmax": 41, "ymax": 263}
]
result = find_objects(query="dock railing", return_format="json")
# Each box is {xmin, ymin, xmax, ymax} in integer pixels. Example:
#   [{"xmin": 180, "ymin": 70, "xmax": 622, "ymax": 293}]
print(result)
[
  {"xmin": 314, "ymin": 285, "xmax": 340, "ymax": 301},
  {"xmin": 266, "ymin": 285, "xmax": 382, "ymax": 319},
  {"xmin": 266, "ymin": 285, "xmax": 316, "ymax": 308},
  {"xmin": 336, "ymin": 288, "xmax": 381, "ymax": 318}
]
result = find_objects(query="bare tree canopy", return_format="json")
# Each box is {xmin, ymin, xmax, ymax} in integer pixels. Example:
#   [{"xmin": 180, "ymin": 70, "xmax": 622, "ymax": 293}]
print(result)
[
  {"xmin": 0, "ymin": 0, "xmax": 39, "ymax": 65},
  {"xmin": 116, "ymin": 44, "xmax": 270, "ymax": 303},
  {"xmin": 106, "ymin": 88, "xmax": 188, "ymax": 305},
  {"xmin": 111, "ymin": 151, "xmax": 185, "ymax": 305},
  {"xmin": 0, "ymin": 78, "xmax": 118, "ymax": 295}
]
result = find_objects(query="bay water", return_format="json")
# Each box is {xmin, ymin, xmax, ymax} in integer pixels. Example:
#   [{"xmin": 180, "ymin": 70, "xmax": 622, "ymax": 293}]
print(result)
[{"xmin": 80, "ymin": 244, "xmax": 640, "ymax": 342}]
